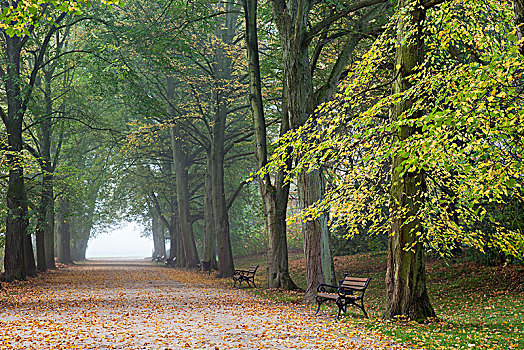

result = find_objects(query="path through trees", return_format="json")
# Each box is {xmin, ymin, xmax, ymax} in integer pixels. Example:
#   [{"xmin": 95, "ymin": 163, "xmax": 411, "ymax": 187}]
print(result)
[{"xmin": 0, "ymin": 261, "xmax": 406, "ymax": 349}]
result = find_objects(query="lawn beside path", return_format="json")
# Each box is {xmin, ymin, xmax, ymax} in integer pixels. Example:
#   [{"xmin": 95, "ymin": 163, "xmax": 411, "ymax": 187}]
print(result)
[
  {"xmin": 0, "ymin": 260, "xmax": 406, "ymax": 350},
  {"xmin": 235, "ymin": 251, "xmax": 524, "ymax": 350}
]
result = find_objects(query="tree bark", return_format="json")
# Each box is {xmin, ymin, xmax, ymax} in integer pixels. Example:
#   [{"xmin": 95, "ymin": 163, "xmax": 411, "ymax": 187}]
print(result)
[
  {"xmin": 203, "ymin": 153, "xmax": 217, "ymax": 269},
  {"xmin": 384, "ymin": 0, "xmax": 435, "ymax": 322},
  {"xmin": 36, "ymin": 68, "xmax": 57, "ymax": 270},
  {"xmin": 243, "ymin": 0, "xmax": 296, "ymax": 289},
  {"xmin": 71, "ymin": 236, "xmax": 88, "ymax": 261},
  {"xmin": 269, "ymin": 0, "xmax": 334, "ymax": 300},
  {"xmin": 167, "ymin": 77, "xmax": 200, "ymax": 268},
  {"xmin": 151, "ymin": 209, "xmax": 166, "ymax": 259},
  {"xmin": 211, "ymin": 3, "xmax": 239, "ymax": 278},
  {"xmin": 3, "ymin": 35, "xmax": 29, "ymax": 281},
  {"xmin": 56, "ymin": 197, "xmax": 73, "ymax": 264}
]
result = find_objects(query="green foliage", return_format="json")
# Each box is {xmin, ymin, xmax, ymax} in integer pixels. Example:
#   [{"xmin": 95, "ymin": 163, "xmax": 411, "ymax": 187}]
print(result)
[{"xmin": 266, "ymin": 0, "xmax": 524, "ymax": 259}]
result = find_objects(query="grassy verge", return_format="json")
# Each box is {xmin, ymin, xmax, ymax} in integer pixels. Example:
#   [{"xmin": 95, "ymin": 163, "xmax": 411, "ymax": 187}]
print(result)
[{"xmin": 233, "ymin": 251, "xmax": 524, "ymax": 350}]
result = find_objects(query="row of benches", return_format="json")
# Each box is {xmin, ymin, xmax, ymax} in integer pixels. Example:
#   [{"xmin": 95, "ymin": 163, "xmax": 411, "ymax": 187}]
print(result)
[{"xmin": 231, "ymin": 265, "xmax": 371, "ymax": 319}]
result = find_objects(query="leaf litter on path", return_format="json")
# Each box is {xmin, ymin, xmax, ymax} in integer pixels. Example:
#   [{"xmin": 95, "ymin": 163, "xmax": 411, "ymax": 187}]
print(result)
[{"xmin": 0, "ymin": 260, "xmax": 408, "ymax": 349}]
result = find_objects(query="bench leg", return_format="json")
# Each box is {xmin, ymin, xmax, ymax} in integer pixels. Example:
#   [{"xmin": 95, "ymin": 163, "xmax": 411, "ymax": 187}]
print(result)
[
  {"xmin": 360, "ymin": 299, "xmax": 368, "ymax": 318},
  {"xmin": 315, "ymin": 297, "xmax": 327, "ymax": 315},
  {"xmin": 336, "ymin": 299, "xmax": 345, "ymax": 319}
]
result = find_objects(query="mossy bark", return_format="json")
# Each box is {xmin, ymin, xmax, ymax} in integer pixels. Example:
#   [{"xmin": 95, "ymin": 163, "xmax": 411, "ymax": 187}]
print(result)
[{"xmin": 385, "ymin": 0, "xmax": 435, "ymax": 322}]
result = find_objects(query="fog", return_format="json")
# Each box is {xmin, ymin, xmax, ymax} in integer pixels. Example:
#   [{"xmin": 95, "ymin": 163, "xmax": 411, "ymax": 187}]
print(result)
[{"xmin": 86, "ymin": 222, "xmax": 153, "ymax": 258}]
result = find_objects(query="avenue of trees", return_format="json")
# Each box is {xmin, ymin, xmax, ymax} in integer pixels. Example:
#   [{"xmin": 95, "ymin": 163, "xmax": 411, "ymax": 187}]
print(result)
[{"xmin": 0, "ymin": 0, "xmax": 523, "ymax": 322}]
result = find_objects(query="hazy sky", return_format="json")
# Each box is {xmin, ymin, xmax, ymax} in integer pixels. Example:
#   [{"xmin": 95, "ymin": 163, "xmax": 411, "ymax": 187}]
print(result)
[{"xmin": 86, "ymin": 222, "xmax": 154, "ymax": 258}]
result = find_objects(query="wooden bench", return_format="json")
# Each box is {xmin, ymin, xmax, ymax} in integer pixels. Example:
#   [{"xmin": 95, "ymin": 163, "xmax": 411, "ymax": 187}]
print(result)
[
  {"xmin": 315, "ymin": 275, "xmax": 371, "ymax": 319},
  {"xmin": 232, "ymin": 265, "xmax": 259, "ymax": 288}
]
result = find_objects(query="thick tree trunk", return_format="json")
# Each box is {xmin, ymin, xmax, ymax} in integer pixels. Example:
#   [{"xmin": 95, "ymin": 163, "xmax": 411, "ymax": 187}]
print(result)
[
  {"xmin": 43, "ymin": 69, "xmax": 56, "ymax": 270},
  {"xmin": 211, "ymin": 133, "xmax": 235, "ymax": 277},
  {"xmin": 152, "ymin": 210, "xmax": 166, "ymax": 259},
  {"xmin": 268, "ymin": 0, "xmax": 336, "ymax": 300},
  {"xmin": 268, "ymin": 0, "xmax": 385, "ymax": 300},
  {"xmin": 385, "ymin": 0, "xmax": 435, "ymax": 322},
  {"xmin": 56, "ymin": 198, "xmax": 73, "ymax": 264},
  {"xmin": 3, "ymin": 35, "xmax": 29, "ymax": 281},
  {"xmin": 23, "ymin": 230, "xmax": 36, "ymax": 277},
  {"xmin": 244, "ymin": 0, "xmax": 296, "ymax": 289},
  {"xmin": 167, "ymin": 77, "xmax": 200, "ymax": 268},
  {"xmin": 203, "ymin": 154, "xmax": 217, "ymax": 269},
  {"xmin": 211, "ymin": 4, "xmax": 238, "ymax": 278},
  {"xmin": 71, "ymin": 236, "xmax": 88, "ymax": 261},
  {"xmin": 36, "ymin": 69, "xmax": 57, "ymax": 270},
  {"xmin": 167, "ymin": 223, "xmax": 177, "ymax": 261}
]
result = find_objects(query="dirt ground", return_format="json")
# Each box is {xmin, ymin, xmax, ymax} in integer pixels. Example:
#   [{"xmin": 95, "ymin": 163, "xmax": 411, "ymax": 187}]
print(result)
[{"xmin": 0, "ymin": 260, "xmax": 405, "ymax": 349}]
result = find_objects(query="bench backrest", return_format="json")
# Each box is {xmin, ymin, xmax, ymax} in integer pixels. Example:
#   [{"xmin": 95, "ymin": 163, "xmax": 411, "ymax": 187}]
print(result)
[
  {"xmin": 247, "ymin": 265, "xmax": 259, "ymax": 274},
  {"xmin": 340, "ymin": 276, "xmax": 371, "ymax": 291}
]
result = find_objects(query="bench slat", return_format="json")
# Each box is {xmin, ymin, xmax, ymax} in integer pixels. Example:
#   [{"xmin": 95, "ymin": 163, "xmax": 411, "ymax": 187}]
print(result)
[
  {"xmin": 343, "ymin": 277, "xmax": 369, "ymax": 282},
  {"xmin": 341, "ymin": 282, "xmax": 367, "ymax": 289}
]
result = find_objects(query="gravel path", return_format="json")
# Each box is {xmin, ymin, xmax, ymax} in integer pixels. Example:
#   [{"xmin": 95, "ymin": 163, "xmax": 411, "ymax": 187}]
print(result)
[{"xmin": 0, "ymin": 260, "xmax": 406, "ymax": 349}]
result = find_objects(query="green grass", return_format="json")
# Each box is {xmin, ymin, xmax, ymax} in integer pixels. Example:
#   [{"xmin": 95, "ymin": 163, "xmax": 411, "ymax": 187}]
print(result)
[{"xmin": 234, "ymin": 251, "xmax": 524, "ymax": 350}]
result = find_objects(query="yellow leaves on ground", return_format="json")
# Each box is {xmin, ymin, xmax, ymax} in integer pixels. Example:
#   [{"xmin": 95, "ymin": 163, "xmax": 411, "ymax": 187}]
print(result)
[{"xmin": 0, "ymin": 260, "xmax": 408, "ymax": 350}]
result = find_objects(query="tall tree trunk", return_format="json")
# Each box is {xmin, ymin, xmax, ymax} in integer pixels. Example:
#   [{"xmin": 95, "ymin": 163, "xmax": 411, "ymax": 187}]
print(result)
[
  {"xmin": 151, "ymin": 210, "xmax": 166, "ymax": 258},
  {"xmin": 3, "ymin": 35, "xmax": 29, "ymax": 281},
  {"xmin": 43, "ymin": 69, "xmax": 56, "ymax": 270},
  {"xmin": 36, "ymin": 68, "xmax": 57, "ymax": 270},
  {"xmin": 268, "ymin": 0, "xmax": 336, "ymax": 300},
  {"xmin": 384, "ymin": 0, "xmax": 435, "ymax": 322},
  {"xmin": 212, "ymin": 3, "xmax": 239, "ymax": 278},
  {"xmin": 211, "ymin": 129, "xmax": 234, "ymax": 277},
  {"xmin": 268, "ymin": 0, "xmax": 386, "ymax": 301},
  {"xmin": 56, "ymin": 198, "xmax": 73, "ymax": 264},
  {"xmin": 203, "ymin": 153, "xmax": 217, "ymax": 269},
  {"xmin": 243, "ymin": 0, "xmax": 296, "ymax": 289},
  {"xmin": 167, "ymin": 77, "xmax": 200, "ymax": 267}
]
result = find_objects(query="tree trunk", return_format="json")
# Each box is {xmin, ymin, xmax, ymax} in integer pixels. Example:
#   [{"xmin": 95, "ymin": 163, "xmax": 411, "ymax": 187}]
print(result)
[
  {"xmin": 268, "ymin": 0, "xmax": 337, "ymax": 300},
  {"xmin": 71, "ymin": 236, "xmax": 88, "ymax": 261},
  {"xmin": 36, "ymin": 68, "xmax": 57, "ymax": 270},
  {"xmin": 152, "ymin": 210, "xmax": 166, "ymax": 259},
  {"xmin": 56, "ymin": 198, "xmax": 73, "ymax": 264},
  {"xmin": 167, "ymin": 77, "xmax": 200, "ymax": 268},
  {"xmin": 24, "ymin": 230, "xmax": 36, "ymax": 277},
  {"xmin": 3, "ymin": 35, "xmax": 29, "ymax": 281},
  {"xmin": 203, "ymin": 154, "xmax": 217, "ymax": 269},
  {"xmin": 244, "ymin": 0, "xmax": 296, "ymax": 289},
  {"xmin": 211, "ymin": 132, "xmax": 234, "ymax": 277},
  {"xmin": 211, "ymin": 3, "xmax": 239, "ymax": 278},
  {"xmin": 384, "ymin": 0, "xmax": 435, "ymax": 322}
]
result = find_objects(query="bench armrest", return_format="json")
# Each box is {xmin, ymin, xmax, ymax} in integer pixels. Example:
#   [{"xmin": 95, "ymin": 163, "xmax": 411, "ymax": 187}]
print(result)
[
  {"xmin": 337, "ymin": 286, "xmax": 355, "ymax": 297},
  {"xmin": 317, "ymin": 283, "xmax": 339, "ymax": 293}
]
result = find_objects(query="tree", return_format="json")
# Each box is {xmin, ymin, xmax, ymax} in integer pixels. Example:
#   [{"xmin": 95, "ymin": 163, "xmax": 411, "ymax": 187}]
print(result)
[
  {"xmin": 267, "ymin": 0, "xmax": 389, "ymax": 300},
  {"xmin": 243, "ymin": 0, "xmax": 296, "ymax": 289},
  {"xmin": 384, "ymin": 0, "xmax": 436, "ymax": 321},
  {"xmin": 270, "ymin": 0, "xmax": 523, "ymax": 321}
]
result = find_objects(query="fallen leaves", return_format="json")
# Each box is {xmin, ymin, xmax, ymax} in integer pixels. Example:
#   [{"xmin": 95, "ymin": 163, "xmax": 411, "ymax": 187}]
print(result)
[{"xmin": 0, "ymin": 260, "xmax": 407, "ymax": 350}]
